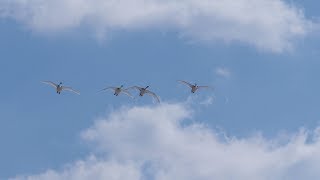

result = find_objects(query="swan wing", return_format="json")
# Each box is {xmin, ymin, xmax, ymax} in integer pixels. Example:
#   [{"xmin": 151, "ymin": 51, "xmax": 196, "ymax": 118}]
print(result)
[
  {"xmin": 62, "ymin": 86, "xmax": 80, "ymax": 95},
  {"xmin": 197, "ymin": 86, "xmax": 213, "ymax": 90},
  {"xmin": 126, "ymin": 86, "xmax": 143, "ymax": 92},
  {"xmin": 145, "ymin": 90, "xmax": 160, "ymax": 103},
  {"xmin": 41, "ymin": 81, "xmax": 58, "ymax": 88},
  {"xmin": 98, "ymin": 87, "xmax": 117, "ymax": 93},
  {"xmin": 121, "ymin": 89, "xmax": 134, "ymax": 98},
  {"xmin": 177, "ymin": 80, "xmax": 193, "ymax": 88}
]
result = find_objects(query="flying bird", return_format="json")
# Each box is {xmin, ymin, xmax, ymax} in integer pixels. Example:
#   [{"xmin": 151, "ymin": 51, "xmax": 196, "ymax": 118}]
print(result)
[
  {"xmin": 178, "ymin": 80, "xmax": 212, "ymax": 93},
  {"xmin": 98, "ymin": 85, "xmax": 133, "ymax": 98},
  {"xmin": 128, "ymin": 86, "xmax": 160, "ymax": 103},
  {"xmin": 41, "ymin": 81, "xmax": 80, "ymax": 95}
]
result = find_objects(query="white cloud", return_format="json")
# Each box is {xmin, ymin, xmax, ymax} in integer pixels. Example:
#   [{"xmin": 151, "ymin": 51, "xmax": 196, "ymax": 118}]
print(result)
[
  {"xmin": 12, "ymin": 156, "xmax": 141, "ymax": 180},
  {"xmin": 215, "ymin": 67, "xmax": 231, "ymax": 78},
  {"xmin": 199, "ymin": 96, "xmax": 214, "ymax": 106},
  {"xmin": 0, "ymin": 0, "xmax": 314, "ymax": 52},
  {"xmin": 186, "ymin": 95, "xmax": 214, "ymax": 106},
  {"xmin": 11, "ymin": 103, "xmax": 320, "ymax": 180}
]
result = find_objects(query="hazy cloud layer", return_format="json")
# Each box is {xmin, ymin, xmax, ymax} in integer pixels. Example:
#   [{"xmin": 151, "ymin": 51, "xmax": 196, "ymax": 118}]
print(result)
[
  {"xmin": 215, "ymin": 67, "xmax": 231, "ymax": 78},
  {"xmin": 0, "ymin": 0, "xmax": 314, "ymax": 52},
  {"xmin": 12, "ymin": 104, "xmax": 320, "ymax": 180}
]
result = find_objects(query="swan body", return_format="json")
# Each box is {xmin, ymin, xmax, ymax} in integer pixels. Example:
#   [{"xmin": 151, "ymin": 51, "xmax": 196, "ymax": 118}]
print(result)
[
  {"xmin": 128, "ymin": 86, "xmax": 160, "ymax": 103},
  {"xmin": 99, "ymin": 85, "xmax": 133, "ymax": 98},
  {"xmin": 178, "ymin": 80, "xmax": 211, "ymax": 93},
  {"xmin": 41, "ymin": 81, "xmax": 80, "ymax": 95}
]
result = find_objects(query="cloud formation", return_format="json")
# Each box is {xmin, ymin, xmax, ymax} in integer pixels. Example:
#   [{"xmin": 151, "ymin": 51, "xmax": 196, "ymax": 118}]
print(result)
[
  {"xmin": 215, "ymin": 67, "xmax": 231, "ymax": 78},
  {"xmin": 12, "ymin": 104, "xmax": 320, "ymax": 180},
  {"xmin": 0, "ymin": 0, "xmax": 314, "ymax": 52}
]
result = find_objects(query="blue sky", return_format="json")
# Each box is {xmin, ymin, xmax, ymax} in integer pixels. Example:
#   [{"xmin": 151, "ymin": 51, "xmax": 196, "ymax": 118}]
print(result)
[{"xmin": 1, "ymin": 0, "xmax": 320, "ymax": 179}]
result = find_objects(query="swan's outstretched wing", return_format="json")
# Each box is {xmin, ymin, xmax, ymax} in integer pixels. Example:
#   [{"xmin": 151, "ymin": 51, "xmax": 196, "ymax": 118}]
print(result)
[
  {"xmin": 98, "ymin": 87, "xmax": 117, "ymax": 93},
  {"xmin": 41, "ymin": 81, "xmax": 58, "ymax": 88},
  {"xmin": 197, "ymin": 86, "xmax": 213, "ymax": 90},
  {"xmin": 62, "ymin": 86, "xmax": 80, "ymax": 95},
  {"xmin": 121, "ymin": 89, "xmax": 133, "ymax": 98},
  {"xmin": 145, "ymin": 90, "xmax": 160, "ymax": 103},
  {"xmin": 126, "ymin": 86, "xmax": 143, "ymax": 91},
  {"xmin": 177, "ymin": 80, "xmax": 193, "ymax": 88}
]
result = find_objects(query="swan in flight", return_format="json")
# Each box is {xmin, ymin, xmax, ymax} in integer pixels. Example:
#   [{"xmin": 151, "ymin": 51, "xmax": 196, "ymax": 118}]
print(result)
[
  {"xmin": 178, "ymin": 80, "xmax": 212, "ymax": 93},
  {"xmin": 99, "ymin": 85, "xmax": 133, "ymax": 98},
  {"xmin": 128, "ymin": 86, "xmax": 160, "ymax": 103},
  {"xmin": 41, "ymin": 81, "xmax": 80, "ymax": 95}
]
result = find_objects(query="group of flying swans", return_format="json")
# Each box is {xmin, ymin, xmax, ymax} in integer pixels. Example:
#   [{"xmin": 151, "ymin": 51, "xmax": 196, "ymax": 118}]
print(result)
[
  {"xmin": 41, "ymin": 81, "xmax": 80, "ymax": 95},
  {"xmin": 98, "ymin": 85, "xmax": 160, "ymax": 103},
  {"xmin": 42, "ymin": 80, "xmax": 213, "ymax": 103}
]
